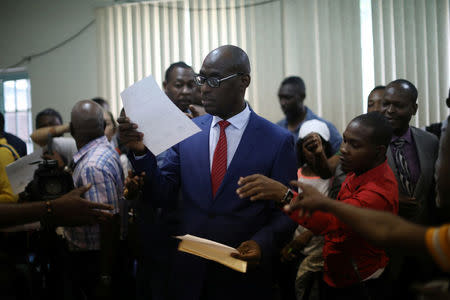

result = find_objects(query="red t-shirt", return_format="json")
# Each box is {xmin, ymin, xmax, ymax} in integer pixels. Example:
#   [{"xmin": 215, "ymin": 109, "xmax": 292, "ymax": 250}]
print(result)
[{"xmin": 289, "ymin": 160, "xmax": 398, "ymax": 287}]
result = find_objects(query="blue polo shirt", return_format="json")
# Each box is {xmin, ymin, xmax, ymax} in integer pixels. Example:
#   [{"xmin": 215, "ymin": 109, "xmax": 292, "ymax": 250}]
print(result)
[{"xmin": 276, "ymin": 106, "xmax": 342, "ymax": 154}]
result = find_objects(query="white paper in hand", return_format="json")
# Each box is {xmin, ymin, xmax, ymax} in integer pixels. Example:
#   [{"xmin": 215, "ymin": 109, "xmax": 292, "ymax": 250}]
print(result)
[
  {"xmin": 6, "ymin": 148, "xmax": 43, "ymax": 194},
  {"xmin": 120, "ymin": 75, "xmax": 201, "ymax": 156}
]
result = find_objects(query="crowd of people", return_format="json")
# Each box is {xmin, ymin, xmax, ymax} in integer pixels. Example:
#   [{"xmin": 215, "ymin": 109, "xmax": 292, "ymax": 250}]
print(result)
[{"xmin": 0, "ymin": 44, "xmax": 449, "ymax": 300}]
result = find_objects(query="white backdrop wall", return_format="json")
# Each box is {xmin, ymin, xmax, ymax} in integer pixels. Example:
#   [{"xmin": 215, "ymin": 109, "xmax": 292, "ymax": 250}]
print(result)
[
  {"xmin": 371, "ymin": 0, "xmax": 450, "ymax": 127},
  {"xmin": 0, "ymin": 0, "xmax": 98, "ymax": 128},
  {"xmin": 96, "ymin": 0, "xmax": 362, "ymax": 133}
]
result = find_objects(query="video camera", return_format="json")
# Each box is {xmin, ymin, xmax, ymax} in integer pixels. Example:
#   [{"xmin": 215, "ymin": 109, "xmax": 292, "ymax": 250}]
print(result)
[{"xmin": 19, "ymin": 135, "xmax": 74, "ymax": 203}]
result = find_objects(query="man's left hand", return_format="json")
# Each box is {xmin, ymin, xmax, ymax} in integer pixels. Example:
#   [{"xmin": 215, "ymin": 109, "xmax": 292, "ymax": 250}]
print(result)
[
  {"xmin": 236, "ymin": 174, "xmax": 288, "ymax": 202},
  {"xmin": 231, "ymin": 240, "xmax": 261, "ymax": 267}
]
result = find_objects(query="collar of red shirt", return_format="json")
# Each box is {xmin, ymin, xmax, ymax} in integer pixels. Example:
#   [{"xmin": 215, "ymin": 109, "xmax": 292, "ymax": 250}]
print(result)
[{"xmin": 343, "ymin": 160, "xmax": 389, "ymax": 192}]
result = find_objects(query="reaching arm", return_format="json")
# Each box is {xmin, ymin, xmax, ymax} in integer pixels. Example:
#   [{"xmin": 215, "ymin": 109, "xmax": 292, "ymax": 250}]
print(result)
[
  {"xmin": 30, "ymin": 124, "xmax": 70, "ymax": 146},
  {"xmin": 287, "ymin": 181, "xmax": 427, "ymax": 252},
  {"xmin": 0, "ymin": 185, "xmax": 113, "ymax": 227}
]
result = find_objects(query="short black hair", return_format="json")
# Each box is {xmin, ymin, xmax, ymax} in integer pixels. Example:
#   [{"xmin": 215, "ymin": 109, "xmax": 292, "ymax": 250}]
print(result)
[
  {"xmin": 387, "ymin": 79, "xmax": 418, "ymax": 103},
  {"xmin": 370, "ymin": 85, "xmax": 385, "ymax": 93},
  {"xmin": 35, "ymin": 108, "xmax": 63, "ymax": 129},
  {"xmin": 351, "ymin": 112, "xmax": 393, "ymax": 148},
  {"xmin": 164, "ymin": 61, "xmax": 192, "ymax": 83},
  {"xmin": 92, "ymin": 97, "xmax": 109, "ymax": 108},
  {"xmin": 281, "ymin": 76, "xmax": 306, "ymax": 97}
]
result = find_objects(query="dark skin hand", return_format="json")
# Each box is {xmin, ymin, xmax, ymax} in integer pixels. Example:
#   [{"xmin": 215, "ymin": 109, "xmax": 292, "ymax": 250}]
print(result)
[
  {"xmin": 185, "ymin": 105, "xmax": 207, "ymax": 119},
  {"xmin": 284, "ymin": 180, "xmax": 329, "ymax": 217},
  {"xmin": 42, "ymin": 150, "xmax": 65, "ymax": 168},
  {"xmin": 117, "ymin": 117, "xmax": 146, "ymax": 155},
  {"xmin": 236, "ymin": 174, "xmax": 288, "ymax": 202},
  {"xmin": 51, "ymin": 184, "xmax": 114, "ymax": 226},
  {"xmin": 230, "ymin": 240, "xmax": 262, "ymax": 267},
  {"xmin": 124, "ymin": 170, "xmax": 145, "ymax": 199},
  {"xmin": 302, "ymin": 133, "xmax": 334, "ymax": 178},
  {"xmin": 280, "ymin": 230, "xmax": 313, "ymax": 262}
]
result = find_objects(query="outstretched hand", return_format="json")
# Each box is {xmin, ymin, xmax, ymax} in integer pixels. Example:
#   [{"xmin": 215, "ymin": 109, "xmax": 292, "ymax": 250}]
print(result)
[
  {"xmin": 236, "ymin": 174, "xmax": 288, "ymax": 202},
  {"xmin": 284, "ymin": 181, "xmax": 332, "ymax": 217},
  {"xmin": 51, "ymin": 184, "xmax": 114, "ymax": 226},
  {"xmin": 117, "ymin": 117, "xmax": 147, "ymax": 155}
]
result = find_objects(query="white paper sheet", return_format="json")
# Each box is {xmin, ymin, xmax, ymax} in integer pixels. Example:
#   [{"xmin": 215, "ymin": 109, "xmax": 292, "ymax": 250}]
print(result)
[
  {"xmin": 120, "ymin": 75, "xmax": 201, "ymax": 156},
  {"xmin": 6, "ymin": 148, "xmax": 43, "ymax": 194}
]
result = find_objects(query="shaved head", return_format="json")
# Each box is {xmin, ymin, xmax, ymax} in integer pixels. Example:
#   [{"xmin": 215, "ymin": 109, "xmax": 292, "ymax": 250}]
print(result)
[
  {"xmin": 203, "ymin": 45, "xmax": 250, "ymax": 75},
  {"xmin": 385, "ymin": 79, "xmax": 418, "ymax": 104},
  {"xmin": 199, "ymin": 45, "xmax": 251, "ymax": 120},
  {"xmin": 71, "ymin": 100, "xmax": 105, "ymax": 148}
]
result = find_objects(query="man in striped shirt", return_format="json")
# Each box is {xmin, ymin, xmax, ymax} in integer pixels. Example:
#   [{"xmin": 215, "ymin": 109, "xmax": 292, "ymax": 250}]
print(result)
[{"xmin": 64, "ymin": 100, "xmax": 124, "ymax": 299}]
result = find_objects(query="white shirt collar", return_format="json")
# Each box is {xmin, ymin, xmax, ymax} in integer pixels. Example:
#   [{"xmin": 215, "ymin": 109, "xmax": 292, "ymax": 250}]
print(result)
[{"xmin": 211, "ymin": 104, "xmax": 251, "ymax": 130}]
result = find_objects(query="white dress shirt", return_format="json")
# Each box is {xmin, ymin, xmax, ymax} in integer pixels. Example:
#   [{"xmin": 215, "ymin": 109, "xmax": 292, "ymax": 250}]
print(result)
[{"xmin": 209, "ymin": 104, "xmax": 251, "ymax": 171}]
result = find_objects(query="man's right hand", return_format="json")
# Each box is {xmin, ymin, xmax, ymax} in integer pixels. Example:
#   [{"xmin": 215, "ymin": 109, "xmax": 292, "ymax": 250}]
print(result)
[
  {"xmin": 51, "ymin": 184, "xmax": 114, "ymax": 226},
  {"xmin": 117, "ymin": 117, "xmax": 147, "ymax": 155}
]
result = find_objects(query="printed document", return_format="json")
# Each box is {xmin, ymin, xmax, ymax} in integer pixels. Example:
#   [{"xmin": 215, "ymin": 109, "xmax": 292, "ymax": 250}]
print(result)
[
  {"xmin": 6, "ymin": 148, "xmax": 43, "ymax": 194},
  {"xmin": 120, "ymin": 75, "xmax": 201, "ymax": 156}
]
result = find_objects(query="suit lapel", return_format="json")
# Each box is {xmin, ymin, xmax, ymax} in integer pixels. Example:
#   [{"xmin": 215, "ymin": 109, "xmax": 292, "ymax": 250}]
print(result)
[
  {"xmin": 411, "ymin": 128, "xmax": 425, "ymax": 198},
  {"xmin": 213, "ymin": 111, "xmax": 259, "ymax": 200},
  {"xmin": 195, "ymin": 115, "xmax": 213, "ymax": 201}
]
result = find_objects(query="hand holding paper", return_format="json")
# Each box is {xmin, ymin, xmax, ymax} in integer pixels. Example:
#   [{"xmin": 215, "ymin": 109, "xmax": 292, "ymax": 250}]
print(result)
[
  {"xmin": 120, "ymin": 75, "xmax": 201, "ymax": 156},
  {"xmin": 176, "ymin": 235, "xmax": 248, "ymax": 273}
]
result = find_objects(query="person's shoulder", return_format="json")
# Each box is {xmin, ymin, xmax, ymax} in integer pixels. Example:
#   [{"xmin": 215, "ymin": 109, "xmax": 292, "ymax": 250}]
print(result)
[
  {"xmin": 411, "ymin": 126, "xmax": 439, "ymax": 146},
  {"xmin": 4, "ymin": 132, "xmax": 25, "ymax": 144},
  {"xmin": 252, "ymin": 112, "xmax": 292, "ymax": 139},
  {"xmin": 276, "ymin": 118, "xmax": 287, "ymax": 126},
  {"xmin": 192, "ymin": 114, "xmax": 212, "ymax": 125}
]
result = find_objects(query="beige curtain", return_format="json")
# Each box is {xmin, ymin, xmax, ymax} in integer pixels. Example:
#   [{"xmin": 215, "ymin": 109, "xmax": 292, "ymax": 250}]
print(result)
[
  {"xmin": 96, "ymin": 0, "xmax": 362, "ymax": 133},
  {"xmin": 371, "ymin": 0, "xmax": 450, "ymax": 127}
]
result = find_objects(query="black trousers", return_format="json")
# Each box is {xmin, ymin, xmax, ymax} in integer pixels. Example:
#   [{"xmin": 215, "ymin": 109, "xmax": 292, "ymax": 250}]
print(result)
[{"xmin": 319, "ymin": 277, "xmax": 390, "ymax": 300}]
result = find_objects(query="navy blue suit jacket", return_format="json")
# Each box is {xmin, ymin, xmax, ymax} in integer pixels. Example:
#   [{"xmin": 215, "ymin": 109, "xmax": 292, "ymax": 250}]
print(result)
[{"xmin": 130, "ymin": 111, "xmax": 297, "ymax": 300}]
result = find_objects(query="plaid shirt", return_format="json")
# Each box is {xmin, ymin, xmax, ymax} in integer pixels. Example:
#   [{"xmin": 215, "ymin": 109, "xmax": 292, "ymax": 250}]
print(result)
[{"xmin": 64, "ymin": 136, "xmax": 124, "ymax": 250}]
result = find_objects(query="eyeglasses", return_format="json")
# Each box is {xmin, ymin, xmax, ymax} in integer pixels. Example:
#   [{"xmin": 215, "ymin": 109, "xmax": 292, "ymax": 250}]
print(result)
[{"xmin": 194, "ymin": 72, "xmax": 244, "ymax": 88}]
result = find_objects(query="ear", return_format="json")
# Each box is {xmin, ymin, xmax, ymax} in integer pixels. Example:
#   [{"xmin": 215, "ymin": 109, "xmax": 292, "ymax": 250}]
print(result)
[
  {"xmin": 446, "ymin": 97, "xmax": 450, "ymax": 108},
  {"xmin": 69, "ymin": 122, "xmax": 74, "ymax": 136},
  {"xmin": 376, "ymin": 144, "xmax": 387, "ymax": 160},
  {"xmin": 411, "ymin": 102, "xmax": 418, "ymax": 115},
  {"xmin": 163, "ymin": 81, "xmax": 168, "ymax": 91},
  {"xmin": 241, "ymin": 74, "xmax": 250, "ymax": 89}
]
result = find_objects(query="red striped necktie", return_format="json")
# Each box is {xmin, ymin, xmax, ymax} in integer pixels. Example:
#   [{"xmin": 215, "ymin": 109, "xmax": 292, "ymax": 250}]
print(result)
[{"xmin": 211, "ymin": 120, "xmax": 231, "ymax": 197}]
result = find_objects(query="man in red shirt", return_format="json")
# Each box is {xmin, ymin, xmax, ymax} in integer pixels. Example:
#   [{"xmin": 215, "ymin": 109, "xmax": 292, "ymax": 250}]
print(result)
[
  {"xmin": 285, "ymin": 112, "xmax": 398, "ymax": 299},
  {"xmin": 237, "ymin": 112, "xmax": 398, "ymax": 299}
]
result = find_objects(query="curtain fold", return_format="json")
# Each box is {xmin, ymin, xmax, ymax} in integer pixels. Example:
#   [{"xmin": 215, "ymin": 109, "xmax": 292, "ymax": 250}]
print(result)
[
  {"xmin": 96, "ymin": 0, "xmax": 362, "ymax": 131},
  {"xmin": 371, "ymin": 0, "xmax": 450, "ymax": 127}
]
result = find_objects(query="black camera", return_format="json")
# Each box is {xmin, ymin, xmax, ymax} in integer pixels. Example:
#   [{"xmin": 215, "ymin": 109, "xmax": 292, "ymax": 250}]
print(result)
[{"xmin": 19, "ymin": 159, "xmax": 74, "ymax": 203}]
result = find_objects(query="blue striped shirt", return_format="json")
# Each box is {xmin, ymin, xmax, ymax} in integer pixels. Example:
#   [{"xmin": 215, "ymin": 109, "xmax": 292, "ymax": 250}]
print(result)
[{"xmin": 64, "ymin": 136, "xmax": 124, "ymax": 250}]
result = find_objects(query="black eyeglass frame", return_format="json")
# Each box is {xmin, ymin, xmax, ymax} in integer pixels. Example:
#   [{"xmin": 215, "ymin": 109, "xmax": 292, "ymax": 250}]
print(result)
[{"xmin": 194, "ymin": 72, "xmax": 245, "ymax": 88}]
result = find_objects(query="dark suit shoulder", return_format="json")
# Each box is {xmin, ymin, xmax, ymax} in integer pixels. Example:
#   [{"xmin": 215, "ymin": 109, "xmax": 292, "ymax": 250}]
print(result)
[
  {"xmin": 251, "ymin": 112, "xmax": 293, "ymax": 141},
  {"xmin": 411, "ymin": 126, "xmax": 439, "ymax": 146}
]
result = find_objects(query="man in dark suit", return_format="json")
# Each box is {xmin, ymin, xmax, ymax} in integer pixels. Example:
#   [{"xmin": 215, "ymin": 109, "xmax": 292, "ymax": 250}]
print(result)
[
  {"xmin": 382, "ymin": 79, "xmax": 439, "ymax": 224},
  {"xmin": 118, "ymin": 45, "xmax": 297, "ymax": 300},
  {"xmin": 381, "ymin": 79, "xmax": 439, "ymax": 298}
]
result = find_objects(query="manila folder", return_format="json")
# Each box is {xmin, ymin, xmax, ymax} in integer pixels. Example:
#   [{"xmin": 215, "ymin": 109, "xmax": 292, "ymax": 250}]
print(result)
[{"xmin": 176, "ymin": 234, "xmax": 247, "ymax": 273}]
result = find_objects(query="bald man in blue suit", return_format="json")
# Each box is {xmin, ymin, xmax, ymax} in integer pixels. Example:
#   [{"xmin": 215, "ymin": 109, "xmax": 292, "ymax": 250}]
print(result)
[{"xmin": 119, "ymin": 45, "xmax": 297, "ymax": 300}]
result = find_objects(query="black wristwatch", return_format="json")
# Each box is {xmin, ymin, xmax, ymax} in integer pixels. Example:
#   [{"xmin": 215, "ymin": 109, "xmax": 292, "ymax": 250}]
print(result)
[{"xmin": 280, "ymin": 188, "xmax": 294, "ymax": 205}]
